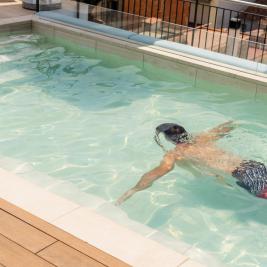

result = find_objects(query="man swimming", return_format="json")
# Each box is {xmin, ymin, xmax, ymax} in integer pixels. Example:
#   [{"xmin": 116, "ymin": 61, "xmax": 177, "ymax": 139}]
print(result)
[{"xmin": 116, "ymin": 121, "xmax": 267, "ymax": 205}]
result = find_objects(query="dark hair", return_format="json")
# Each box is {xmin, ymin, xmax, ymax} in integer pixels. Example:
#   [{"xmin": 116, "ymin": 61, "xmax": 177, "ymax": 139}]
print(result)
[{"xmin": 154, "ymin": 123, "xmax": 190, "ymax": 150}]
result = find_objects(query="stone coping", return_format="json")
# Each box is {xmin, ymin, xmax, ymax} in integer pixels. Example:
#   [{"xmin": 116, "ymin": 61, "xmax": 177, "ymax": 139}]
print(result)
[
  {"xmin": 0, "ymin": 15, "xmax": 33, "ymax": 24},
  {"xmin": 0, "ymin": 164, "xmax": 217, "ymax": 267}
]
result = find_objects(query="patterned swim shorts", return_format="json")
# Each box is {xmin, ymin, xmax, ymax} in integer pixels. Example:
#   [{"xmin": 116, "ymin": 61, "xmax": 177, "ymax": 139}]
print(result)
[{"xmin": 232, "ymin": 160, "xmax": 267, "ymax": 198}]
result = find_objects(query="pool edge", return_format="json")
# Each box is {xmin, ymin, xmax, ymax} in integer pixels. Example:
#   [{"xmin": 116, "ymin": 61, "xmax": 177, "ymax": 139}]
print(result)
[
  {"xmin": 0, "ymin": 166, "xmax": 211, "ymax": 267},
  {"xmin": 32, "ymin": 15, "xmax": 267, "ymax": 91}
]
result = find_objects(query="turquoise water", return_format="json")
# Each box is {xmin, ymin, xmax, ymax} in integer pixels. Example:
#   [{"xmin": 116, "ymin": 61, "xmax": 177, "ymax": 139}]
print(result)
[{"xmin": 1, "ymin": 34, "xmax": 267, "ymax": 266}]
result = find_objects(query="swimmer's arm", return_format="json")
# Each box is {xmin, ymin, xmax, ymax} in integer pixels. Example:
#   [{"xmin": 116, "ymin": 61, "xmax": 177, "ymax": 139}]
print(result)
[
  {"xmin": 197, "ymin": 120, "xmax": 236, "ymax": 142},
  {"xmin": 116, "ymin": 152, "xmax": 178, "ymax": 205}
]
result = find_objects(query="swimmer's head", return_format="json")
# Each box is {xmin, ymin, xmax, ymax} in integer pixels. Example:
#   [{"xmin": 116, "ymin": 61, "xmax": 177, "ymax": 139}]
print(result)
[{"xmin": 154, "ymin": 123, "xmax": 190, "ymax": 150}]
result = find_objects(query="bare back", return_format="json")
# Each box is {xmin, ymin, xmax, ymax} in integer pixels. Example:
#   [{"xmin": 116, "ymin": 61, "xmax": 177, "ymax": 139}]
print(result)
[{"xmin": 172, "ymin": 135, "xmax": 242, "ymax": 174}]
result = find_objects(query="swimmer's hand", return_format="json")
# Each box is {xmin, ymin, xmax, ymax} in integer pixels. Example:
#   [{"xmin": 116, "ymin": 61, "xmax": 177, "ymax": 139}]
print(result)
[
  {"xmin": 115, "ymin": 188, "xmax": 138, "ymax": 206},
  {"xmin": 213, "ymin": 120, "xmax": 237, "ymax": 136},
  {"xmin": 198, "ymin": 120, "xmax": 238, "ymax": 142},
  {"xmin": 219, "ymin": 120, "xmax": 238, "ymax": 134}
]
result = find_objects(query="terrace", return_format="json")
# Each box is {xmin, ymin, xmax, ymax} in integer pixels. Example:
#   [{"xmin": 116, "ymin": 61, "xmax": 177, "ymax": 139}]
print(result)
[{"xmin": 0, "ymin": 1, "xmax": 267, "ymax": 267}]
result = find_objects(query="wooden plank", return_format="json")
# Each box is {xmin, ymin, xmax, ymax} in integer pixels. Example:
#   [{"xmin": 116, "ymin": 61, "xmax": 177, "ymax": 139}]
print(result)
[
  {"xmin": 38, "ymin": 241, "xmax": 105, "ymax": 267},
  {"xmin": 0, "ymin": 209, "xmax": 56, "ymax": 253},
  {"xmin": 0, "ymin": 198, "xmax": 130, "ymax": 267},
  {"xmin": 0, "ymin": 234, "xmax": 55, "ymax": 267}
]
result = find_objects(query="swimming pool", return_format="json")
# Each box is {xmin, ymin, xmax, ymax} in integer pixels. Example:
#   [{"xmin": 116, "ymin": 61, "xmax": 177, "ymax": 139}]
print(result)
[{"xmin": 1, "ymin": 33, "xmax": 267, "ymax": 267}]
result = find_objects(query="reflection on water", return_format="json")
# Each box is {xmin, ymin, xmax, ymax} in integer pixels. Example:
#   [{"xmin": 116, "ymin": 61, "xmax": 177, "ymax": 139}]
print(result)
[{"xmin": 0, "ymin": 34, "xmax": 267, "ymax": 267}]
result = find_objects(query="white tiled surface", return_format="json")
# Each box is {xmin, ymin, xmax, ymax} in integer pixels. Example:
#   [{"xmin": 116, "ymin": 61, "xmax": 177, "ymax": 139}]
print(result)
[
  {"xmin": 0, "ymin": 15, "xmax": 33, "ymax": 26},
  {"xmin": 73, "ymin": 34, "xmax": 96, "ymax": 50},
  {"xmin": 143, "ymin": 54, "xmax": 197, "ymax": 85},
  {"xmin": 149, "ymin": 231, "xmax": 192, "ymax": 254},
  {"xmin": 0, "ymin": 168, "xmax": 79, "ymax": 222},
  {"xmin": 139, "ymin": 44, "xmax": 267, "ymax": 87},
  {"xmin": 96, "ymin": 202, "xmax": 156, "ymax": 237},
  {"xmin": 257, "ymin": 84, "xmax": 267, "ymax": 94},
  {"xmin": 32, "ymin": 20, "xmax": 54, "ymax": 38},
  {"xmin": 195, "ymin": 68, "xmax": 257, "ymax": 96},
  {"xmin": 53, "ymin": 207, "xmax": 188, "ymax": 267},
  {"xmin": 0, "ymin": 16, "xmax": 32, "ymax": 36},
  {"xmin": 49, "ymin": 181, "xmax": 106, "ymax": 209},
  {"xmin": 52, "ymin": 24, "xmax": 96, "ymax": 49},
  {"xmin": 96, "ymin": 41, "xmax": 144, "ymax": 62},
  {"xmin": 255, "ymin": 84, "xmax": 267, "ymax": 101}
]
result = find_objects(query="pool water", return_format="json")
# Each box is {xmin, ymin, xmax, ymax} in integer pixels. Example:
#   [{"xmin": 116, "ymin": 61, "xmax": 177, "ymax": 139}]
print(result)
[{"xmin": 1, "ymin": 34, "xmax": 267, "ymax": 267}]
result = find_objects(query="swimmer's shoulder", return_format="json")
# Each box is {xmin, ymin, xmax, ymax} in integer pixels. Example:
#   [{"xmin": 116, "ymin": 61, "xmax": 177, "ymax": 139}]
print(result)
[{"xmin": 167, "ymin": 148, "xmax": 183, "ymax": 160}]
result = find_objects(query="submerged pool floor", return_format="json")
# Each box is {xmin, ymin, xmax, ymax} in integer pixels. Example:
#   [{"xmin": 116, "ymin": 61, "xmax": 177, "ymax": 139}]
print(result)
[{"xmin": 1, "ymin": 34, "xmax": 267, "ymax": 267}]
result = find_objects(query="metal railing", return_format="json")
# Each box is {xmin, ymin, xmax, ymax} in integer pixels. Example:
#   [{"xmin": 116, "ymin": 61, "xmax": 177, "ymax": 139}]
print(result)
[
  {"xmin": 37, "ymin": 0, "xmax": 267, "ymax": 63},
  {"xmin": 78, "ymin": 0, "xmax": 267, "ymax": 63}
]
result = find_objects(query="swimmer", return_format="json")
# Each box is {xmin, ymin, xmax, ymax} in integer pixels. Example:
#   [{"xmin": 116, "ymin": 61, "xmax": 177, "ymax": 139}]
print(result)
[{"xmin": 116, "ymin": 121, "xmax": 267, "ymax": 205}]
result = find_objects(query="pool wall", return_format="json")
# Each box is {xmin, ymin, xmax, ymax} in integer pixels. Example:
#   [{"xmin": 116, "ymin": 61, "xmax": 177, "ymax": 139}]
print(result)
[
  {"xmin": 0, "ymin": 15, "xmax": 32, "ymax": 35},
  {"xmin": 32, "ymin": 17, "xmax": 267, "ymax": 98},
  {"xmin": 1, "ymin": 15, "xmax": 267, "ymax": 95}
]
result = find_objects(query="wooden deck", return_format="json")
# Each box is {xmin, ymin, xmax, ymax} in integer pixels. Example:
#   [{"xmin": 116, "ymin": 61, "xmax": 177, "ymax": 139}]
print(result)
[{"xmin": 0, "ymin": 198, "xmax": 130, "ymax": 267}]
